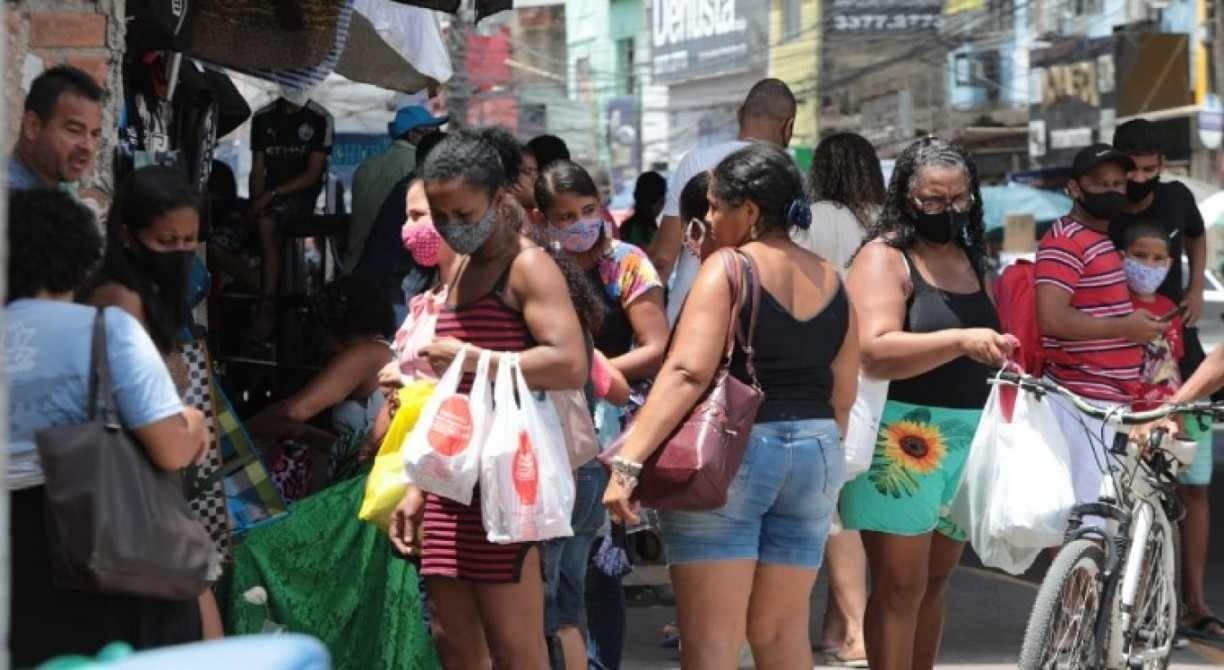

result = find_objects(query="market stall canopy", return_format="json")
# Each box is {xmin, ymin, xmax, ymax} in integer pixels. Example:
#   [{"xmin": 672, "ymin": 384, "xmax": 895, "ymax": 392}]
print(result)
[
  {"xmin": 386, "ymin": 0, "xmax": 511, "ymax": 20},
  {"xmin": 982, "ymin": 184, "xmax": 1073, "ymax": 231},
  {"xmin": 184, "ymin": 0, "xmax": 451, "ymax": 94},
  {"xmin": 337, "ymin": 0, "xmax": 452, "ymax": 92}
]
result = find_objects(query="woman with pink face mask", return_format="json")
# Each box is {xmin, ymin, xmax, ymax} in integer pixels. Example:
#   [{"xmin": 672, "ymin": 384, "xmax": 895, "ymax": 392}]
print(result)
[{"xmin": 534, "ymin": 160, "xmax": 670, "ymax": 669}]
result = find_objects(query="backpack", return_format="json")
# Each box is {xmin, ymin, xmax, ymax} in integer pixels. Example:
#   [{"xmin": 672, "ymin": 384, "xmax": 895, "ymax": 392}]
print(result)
[{"xmin": 993, "ymin": 260, "xmax": 1045, "ymax": 375}]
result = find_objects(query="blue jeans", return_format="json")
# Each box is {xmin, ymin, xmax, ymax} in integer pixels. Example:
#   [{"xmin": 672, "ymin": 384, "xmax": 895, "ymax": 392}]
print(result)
[
  {"xmin": 542, "ymin": 462, "xmax": 608, "ymax": 635},
  {"xmin": 660, "ymin": 419, "xmax": 844, "ymax": 568}
]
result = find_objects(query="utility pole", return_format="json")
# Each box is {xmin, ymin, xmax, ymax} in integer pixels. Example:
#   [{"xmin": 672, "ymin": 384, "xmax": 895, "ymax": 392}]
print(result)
[{"xmin": 1216, "ymin": 0, "xmax": 1223, "ymax": 182}]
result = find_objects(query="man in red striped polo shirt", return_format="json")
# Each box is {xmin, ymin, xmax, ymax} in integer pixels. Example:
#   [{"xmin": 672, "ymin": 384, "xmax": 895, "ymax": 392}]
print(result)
[{"xmin": 1035, "ymin": 144, "xmax": 1167, "ymax": 507}]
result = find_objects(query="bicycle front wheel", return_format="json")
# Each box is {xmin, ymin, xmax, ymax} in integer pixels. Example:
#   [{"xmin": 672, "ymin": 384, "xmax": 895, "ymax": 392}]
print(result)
[
  {"xmin": 1122, "ymin": 515, "xmax": 1178, "ymax": 669},
  {"xmin": 1020, "ymin": 539, "xmax": 1106, "ymax": 670}
]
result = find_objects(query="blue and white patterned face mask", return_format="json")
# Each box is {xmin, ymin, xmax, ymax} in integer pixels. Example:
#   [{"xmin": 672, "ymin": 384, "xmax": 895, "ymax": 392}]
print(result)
[
  {"xmin": 1122, "ymin": 256, "xmax": 1170, "ymax": 296},
  {"xmin": 552, "ymin": 216, "xmax": 603, "ymax": 253}
]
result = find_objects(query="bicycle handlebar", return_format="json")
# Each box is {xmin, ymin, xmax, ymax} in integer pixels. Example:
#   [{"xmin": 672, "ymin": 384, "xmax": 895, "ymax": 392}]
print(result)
[{"xmin": 990, "ymin": 371, "xmax": 1223, "ymax": 426}]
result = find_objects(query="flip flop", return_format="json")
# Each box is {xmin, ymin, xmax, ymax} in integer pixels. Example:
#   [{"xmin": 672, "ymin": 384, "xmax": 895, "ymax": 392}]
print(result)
[
  {"xmin": 1179, "ymin": 615, "xmax": 1224, "ymax": 643},
  {"xmin": 823, "ymin": 651, "xmax": 869, "ymax": 667}
]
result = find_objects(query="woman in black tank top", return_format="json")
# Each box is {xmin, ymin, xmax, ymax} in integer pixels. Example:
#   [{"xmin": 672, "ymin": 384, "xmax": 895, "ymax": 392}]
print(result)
[
  {"xmin": 841, "ymin": 137, "xmax": 1014, "ymax": 670},
  {"xmin": 603, "ymin": 143, "xmax": 860, "ymax": 668}
]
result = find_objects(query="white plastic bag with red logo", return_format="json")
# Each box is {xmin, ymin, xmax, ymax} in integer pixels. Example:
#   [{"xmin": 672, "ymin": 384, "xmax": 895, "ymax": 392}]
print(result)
[
  {"xmin": 481, "ymin": 354, "xmax": 575, "ymax": 544},
  {"xmin": 401, "ymin": 345, "xmax": 493, "ymax": 505}
]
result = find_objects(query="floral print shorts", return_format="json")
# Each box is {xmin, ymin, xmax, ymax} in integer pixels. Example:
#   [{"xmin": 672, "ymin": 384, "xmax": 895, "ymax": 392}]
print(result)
[{"xmin": 839, "ymin": 400, "xmax": 982, "ymax": 541}]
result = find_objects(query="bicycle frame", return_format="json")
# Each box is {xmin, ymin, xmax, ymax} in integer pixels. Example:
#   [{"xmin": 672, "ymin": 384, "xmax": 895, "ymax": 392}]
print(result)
[{"xmin": 1000, "ymin": 372, "xmax": 1207, "ymax": 670}]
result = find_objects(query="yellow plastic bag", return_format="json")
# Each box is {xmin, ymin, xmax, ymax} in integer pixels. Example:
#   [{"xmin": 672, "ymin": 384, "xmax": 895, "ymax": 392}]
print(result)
[{"xmin": 358, "ymin": 380, "xmax": 435, "ymax": 530}]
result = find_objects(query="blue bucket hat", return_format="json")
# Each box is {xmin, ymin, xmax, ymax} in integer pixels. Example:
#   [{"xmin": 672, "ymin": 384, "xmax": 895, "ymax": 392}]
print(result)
[{"xmin": 388, "ymin": 105, "xmax": 448, "ymax": 139}]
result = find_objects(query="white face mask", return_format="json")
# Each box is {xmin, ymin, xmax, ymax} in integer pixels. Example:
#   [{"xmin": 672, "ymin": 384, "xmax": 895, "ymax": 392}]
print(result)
[{"xmin": 279, "ymin": 84, "xmax": 310, "ymax": 107}]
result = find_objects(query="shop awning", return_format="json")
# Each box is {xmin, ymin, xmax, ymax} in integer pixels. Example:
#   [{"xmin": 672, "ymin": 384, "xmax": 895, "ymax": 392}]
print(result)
[{"xmin": 186, "ymin": 0, "xmax": 451, "ymax": 94}]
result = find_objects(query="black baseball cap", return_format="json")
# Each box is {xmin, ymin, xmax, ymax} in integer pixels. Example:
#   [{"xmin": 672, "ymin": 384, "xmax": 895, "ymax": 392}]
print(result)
[{"xmin": 1070, "ymin": 143, "xmax": 1136, "ymax": 179}]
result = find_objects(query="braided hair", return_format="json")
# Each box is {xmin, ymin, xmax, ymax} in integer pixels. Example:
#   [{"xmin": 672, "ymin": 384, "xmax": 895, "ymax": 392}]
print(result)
[{"xmin": 853, "ymin": 136, "xmax": 988, "ymax": 274}]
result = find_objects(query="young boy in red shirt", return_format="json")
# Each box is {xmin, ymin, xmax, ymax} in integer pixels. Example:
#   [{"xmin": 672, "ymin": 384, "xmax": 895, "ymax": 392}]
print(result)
[{"xmin": 1121, "ymin": 221, "xmax": 1184, "ymax": 408}]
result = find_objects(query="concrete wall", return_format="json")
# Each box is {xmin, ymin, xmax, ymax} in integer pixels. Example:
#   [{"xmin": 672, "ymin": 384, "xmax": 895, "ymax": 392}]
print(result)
[{"xmin": 4, "ymin": 0, "xmax": 125, "ymax": 215}]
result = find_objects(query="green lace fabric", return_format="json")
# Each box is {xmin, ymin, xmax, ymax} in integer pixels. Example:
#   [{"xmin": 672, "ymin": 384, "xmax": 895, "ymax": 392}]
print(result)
[{"xmin": 220, "ymin": 474, "xmax": 439, "ymax": 670}]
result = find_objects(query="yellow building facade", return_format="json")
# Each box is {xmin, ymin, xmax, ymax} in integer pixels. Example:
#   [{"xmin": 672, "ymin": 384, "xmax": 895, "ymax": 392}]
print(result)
[{"xmin": 769, "ymin": 0, "xmax": 820, "ymax": 169}]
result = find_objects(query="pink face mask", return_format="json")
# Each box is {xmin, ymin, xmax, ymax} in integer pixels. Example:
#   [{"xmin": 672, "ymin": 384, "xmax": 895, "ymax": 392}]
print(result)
[{"xmin": 401, "ymin": 220, "xmax": 442, "ymax": 267}]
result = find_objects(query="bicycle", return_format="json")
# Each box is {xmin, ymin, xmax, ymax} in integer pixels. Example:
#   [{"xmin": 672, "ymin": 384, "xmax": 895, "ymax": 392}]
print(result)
[{"xmin": 1004, "ymin": 372, "xmax": 1216, "ymax": 670}]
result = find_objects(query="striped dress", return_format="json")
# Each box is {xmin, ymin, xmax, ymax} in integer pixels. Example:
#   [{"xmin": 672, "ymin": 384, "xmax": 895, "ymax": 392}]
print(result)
[{"xmin": 420, "ymin": 290, "xmax": 533, "ymax": 583}]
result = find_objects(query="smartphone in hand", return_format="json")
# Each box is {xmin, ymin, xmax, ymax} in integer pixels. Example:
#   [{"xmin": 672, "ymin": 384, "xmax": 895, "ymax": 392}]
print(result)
[{"xmin": 1157, "ymin": 305, "xmax": 1186, "ymax": 323}]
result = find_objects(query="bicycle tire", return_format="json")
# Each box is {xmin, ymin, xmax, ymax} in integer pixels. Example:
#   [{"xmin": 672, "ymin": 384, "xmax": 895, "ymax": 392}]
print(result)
[
  {"xmin": 1121, "ymin": 517, "xmax": 1178, "ymax": 669},
  {"xmin": 1020, "ymin": 539, "xmax": 1107, "ymax": 670}
]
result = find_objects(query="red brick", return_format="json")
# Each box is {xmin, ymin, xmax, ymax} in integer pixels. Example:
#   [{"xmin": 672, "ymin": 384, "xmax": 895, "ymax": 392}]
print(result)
[
  {"xmin": 29, "ymin": 12, "xmax": 105, "ymax": 49},
  {"xmin": 63, "ymin": 55, "xmax": 108, "ymax": 86}
]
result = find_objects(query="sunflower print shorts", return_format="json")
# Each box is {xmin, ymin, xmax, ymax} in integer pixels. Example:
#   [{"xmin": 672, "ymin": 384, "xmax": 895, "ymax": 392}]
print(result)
[{"xmin": 840, "ymin": 400, "xmax": 982, "ymax": 541}]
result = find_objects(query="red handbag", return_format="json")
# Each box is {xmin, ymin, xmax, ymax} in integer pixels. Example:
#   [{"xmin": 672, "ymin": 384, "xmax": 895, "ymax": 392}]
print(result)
[{"xmin": 600, "ymin": 249, "xmax": 763, "ymax": 511}]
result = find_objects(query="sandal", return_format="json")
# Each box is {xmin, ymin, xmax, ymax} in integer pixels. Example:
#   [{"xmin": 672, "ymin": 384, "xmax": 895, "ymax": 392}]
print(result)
[
  {"xmin": 823, "ymin": 651, "xmax": 869, "ymax": 667},
  {"xmin": 659, "ymin": 622, "xmax": 680, "ymax": 649},
  {"xmin": 1179, "ymin": 615, "xmax": 1224, "ymax": 643}
]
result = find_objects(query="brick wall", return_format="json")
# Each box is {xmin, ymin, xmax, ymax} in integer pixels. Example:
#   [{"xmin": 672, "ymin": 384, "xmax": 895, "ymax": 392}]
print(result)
[{"xmin": 4, "ymin": 0, "xmax": 125, "ymax": 212}]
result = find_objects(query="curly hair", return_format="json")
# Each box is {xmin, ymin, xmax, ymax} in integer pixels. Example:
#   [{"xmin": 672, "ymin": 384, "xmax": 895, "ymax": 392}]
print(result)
[
  {"xmin": 854, "ymin": 136, "xmax": 989, "ymax": 274},
  {"xmin": 810, "ymin": 132, "xmax": 886, "ymax": 228},
  {"xmin": 8, "ymin": 189, "xmax": 102, "ymax": 302},
  {"xmin": 421, "ymin": 129, "xmax": 507, "ymax": 196},
  {"xmin": 477, "ymin": 126, "xmax": 524, "ymax": 184}
]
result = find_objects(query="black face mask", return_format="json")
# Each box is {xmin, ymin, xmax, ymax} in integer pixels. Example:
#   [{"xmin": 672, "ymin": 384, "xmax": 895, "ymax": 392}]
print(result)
[
  {"xmin": 1126, "ymin": 174, "xmax": 1160, "ymax": 203},
  {"xmin": 1077, "ymin": 190, "xmax": 1129, "ymax": 222},
  {"xmin": 126, "ymin": 244, "xmax": 192, "ymax": 323},
  {"xmin": 911, "ymin": 209, "xmax": 968, "ymax": 245}
]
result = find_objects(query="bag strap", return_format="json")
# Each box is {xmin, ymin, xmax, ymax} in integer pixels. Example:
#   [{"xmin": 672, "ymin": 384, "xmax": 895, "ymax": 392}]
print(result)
[
  {"xmin": 734, "ymin": 251, "xmax": 763, "ymax": 388},
  {"xmin": 86, "ymin": 308, "xmax": 119, "ymax": 424},
  {"xmin": 717, "ymin": 249, "xmax": 744, "ymax": 360},
  {"xmin": 716, "ymin": 249, "xmax": 762, "ymax": 389}
]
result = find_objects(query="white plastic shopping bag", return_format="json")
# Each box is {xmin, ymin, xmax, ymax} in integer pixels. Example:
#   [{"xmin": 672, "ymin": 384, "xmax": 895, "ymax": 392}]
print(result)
[
  {"xmin": 844, "ymin": 373, "xmax": 888, "ymax": 478},
  {"xmin": 481, "ymin": 354, "xmax": 575, "ymax": 544},
  {"xmin": 401, "ymin": 346, "xmax": 493, "ymax": 505},
  {"xmin": 949, "ymin": 381, "xmax": 1076, "ymax": 574}
]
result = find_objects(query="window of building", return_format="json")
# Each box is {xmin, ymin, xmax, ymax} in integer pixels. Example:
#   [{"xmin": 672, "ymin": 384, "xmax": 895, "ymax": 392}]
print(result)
[
  {"xmin": 617, "ymin": 37, "xmax": 635, "ymax": 95},
  {"xmin": 782, "ymin": 0, "xmax": 801, "ymax": 42}
]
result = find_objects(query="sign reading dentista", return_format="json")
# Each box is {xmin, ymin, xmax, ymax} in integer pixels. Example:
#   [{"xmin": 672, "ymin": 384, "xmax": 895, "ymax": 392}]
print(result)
[{"xmin": 650, "ymin": 0, "xmax": 767, "ymax": 83}]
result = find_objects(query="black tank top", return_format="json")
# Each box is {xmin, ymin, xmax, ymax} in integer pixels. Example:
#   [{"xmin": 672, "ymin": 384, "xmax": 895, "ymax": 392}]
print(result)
[
  {"xmin": 730, "ymin": 264, "xmax": 850, "ymax": 423},
  {"xmin": 887, "ymin": 250, "xmax": 1000, "ymax": 409},
  {"xmin": 588, "ymin": 266, "xmax": 634, "ymax": 358}
]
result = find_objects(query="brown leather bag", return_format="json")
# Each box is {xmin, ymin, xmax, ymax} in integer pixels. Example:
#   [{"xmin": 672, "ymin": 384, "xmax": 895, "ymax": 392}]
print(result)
[
  {"xmin": 600, "ymin": 249, "xmax": 763, "ymax": 511},
  {"xmin": 35, "ymin": 310, "xmax": 218, "ymax": 600}
]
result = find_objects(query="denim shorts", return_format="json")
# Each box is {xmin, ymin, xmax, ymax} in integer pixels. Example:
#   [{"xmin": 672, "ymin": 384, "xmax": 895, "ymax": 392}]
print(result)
[
  {"xmin": 543, "ymin": 462, "xmax": 608, "ymax": 634},
  {"xmin": 659, "ymin": 419, "xmax": 844, "ymax": 569}
]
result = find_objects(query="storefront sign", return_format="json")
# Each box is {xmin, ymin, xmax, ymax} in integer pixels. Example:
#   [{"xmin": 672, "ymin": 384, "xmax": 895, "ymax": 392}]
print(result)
[
  {"xmin": 651, "ymin": 0, "xmax": 768, "ymax": 83},
  {"xmin": 1028, "ymin": 36, "xmax": 1116, "ymax": 168},
  {"xmin": 823, "ymin": 0, "xmax": 945, "ymax": 34}
]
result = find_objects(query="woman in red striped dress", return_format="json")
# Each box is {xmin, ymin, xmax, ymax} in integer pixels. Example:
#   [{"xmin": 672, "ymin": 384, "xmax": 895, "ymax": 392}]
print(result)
[{"xmin": 388, "ymin": 129, "xmax": 589, "ymax": 669}]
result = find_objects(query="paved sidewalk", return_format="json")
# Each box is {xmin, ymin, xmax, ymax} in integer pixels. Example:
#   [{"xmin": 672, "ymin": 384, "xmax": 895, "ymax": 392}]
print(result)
[{"xmin": 618, "ymin": 448, "xmax": 1224, "ymax": 669}]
